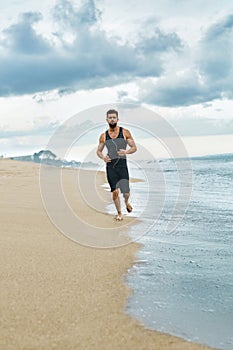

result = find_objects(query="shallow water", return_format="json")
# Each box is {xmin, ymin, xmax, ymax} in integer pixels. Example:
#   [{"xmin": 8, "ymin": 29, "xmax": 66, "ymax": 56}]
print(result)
[{"xmin": 125, "ymin": 154, "xmax": 233, "ymax": 350}]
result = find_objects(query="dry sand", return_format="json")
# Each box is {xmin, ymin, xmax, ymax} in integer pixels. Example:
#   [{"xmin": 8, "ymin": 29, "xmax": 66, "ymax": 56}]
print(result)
[{"xmin": 0, "ymin": 159, "xmax": 213, "ymax": 350}]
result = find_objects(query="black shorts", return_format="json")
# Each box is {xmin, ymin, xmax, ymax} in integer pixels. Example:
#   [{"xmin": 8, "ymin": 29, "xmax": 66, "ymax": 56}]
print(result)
[{"xmin": 106, "ymin": 166, "xmax": 130, "ymax": 193}]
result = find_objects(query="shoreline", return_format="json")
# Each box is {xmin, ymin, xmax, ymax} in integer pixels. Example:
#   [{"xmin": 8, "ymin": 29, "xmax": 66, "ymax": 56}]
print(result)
[{"xmin": 0, "ymin": 159, "xmax": 213, "ymax": 349}]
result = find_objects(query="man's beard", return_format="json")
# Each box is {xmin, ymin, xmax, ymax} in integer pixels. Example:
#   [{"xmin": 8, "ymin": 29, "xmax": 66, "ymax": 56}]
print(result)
[{"xmin": 109, "ymin": 122, "xmax": 117, "ymax": 129}]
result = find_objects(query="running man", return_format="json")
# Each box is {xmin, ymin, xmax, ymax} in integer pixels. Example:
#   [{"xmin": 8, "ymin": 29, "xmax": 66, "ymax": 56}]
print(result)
[{"xmin": 97, "ymin": 109, "xmax": 137, "ymax": 221}]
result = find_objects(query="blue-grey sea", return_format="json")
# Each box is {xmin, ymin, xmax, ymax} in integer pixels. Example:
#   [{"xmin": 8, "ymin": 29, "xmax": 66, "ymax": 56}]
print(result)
[{"xmin": 123, "ymin": 154, "xmax": 233, "ymax": 350}]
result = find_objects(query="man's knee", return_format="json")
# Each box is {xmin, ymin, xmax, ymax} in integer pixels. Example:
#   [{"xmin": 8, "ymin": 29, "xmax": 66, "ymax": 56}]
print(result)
[
  {"xmin": 112, "ymin": 189, "xmax": 119, "ymax": 200},
  {"xmin": 123, "ymin": 192, "xmax": 130, "ymax": 200}
]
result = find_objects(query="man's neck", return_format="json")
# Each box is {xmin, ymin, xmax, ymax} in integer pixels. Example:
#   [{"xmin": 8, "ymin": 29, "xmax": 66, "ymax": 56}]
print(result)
[{"xmin": 109, "ymin": 125, "xmax": 119, "ymax": 132}]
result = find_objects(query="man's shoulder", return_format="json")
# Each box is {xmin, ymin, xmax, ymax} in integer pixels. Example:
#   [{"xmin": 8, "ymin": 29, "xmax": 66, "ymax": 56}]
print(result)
[
  {"xmin": 122, "ymin": 127, "xmax": 132, "ymax": 139},
  {"xmin": 99, "ymin": 131, "xmax": 106, "ymax": 142}
]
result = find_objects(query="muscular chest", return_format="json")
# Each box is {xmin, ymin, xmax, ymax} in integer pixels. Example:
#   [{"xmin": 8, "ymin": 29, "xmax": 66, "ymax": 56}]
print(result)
[{"xmin": 108, "ymin": 131, "xmax": 119, "ymax": 139}]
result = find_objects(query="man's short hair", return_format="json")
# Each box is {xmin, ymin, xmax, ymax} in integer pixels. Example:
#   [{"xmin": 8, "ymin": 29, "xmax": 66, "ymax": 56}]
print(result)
[{"xmin": 106, "ymin": 109, "xmax": 118, "ymax": 117}]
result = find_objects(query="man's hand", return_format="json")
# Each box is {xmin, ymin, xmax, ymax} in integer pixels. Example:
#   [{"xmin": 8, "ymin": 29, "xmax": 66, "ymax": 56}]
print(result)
[
  {"xmin": 118, "ymin": 149, "xmax": 127, "ymax": 156},
  {"xmin": 104, "ymin": 155, "xmax": 111, "ymax": 163}
]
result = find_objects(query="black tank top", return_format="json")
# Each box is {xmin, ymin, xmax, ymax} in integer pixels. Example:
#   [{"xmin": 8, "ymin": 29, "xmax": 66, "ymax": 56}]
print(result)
[{"xmin": 105, "ymin": 127, "xmax": 127, "ymax": 167}]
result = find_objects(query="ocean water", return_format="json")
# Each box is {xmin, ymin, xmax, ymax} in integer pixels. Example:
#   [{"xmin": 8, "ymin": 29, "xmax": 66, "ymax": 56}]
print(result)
[{"xmin": 125, "ymin": 154, "xmax": 233, "ymax": 350}]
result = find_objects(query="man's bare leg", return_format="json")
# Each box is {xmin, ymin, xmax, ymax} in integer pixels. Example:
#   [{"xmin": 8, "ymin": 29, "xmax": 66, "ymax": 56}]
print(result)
[
  {"xmin": 112, "ymin": 189, "xmax": 123, "ymax": 221},
  {"xmin": 123, "ymin": 192, "xmax": 133, "ymax": 213}
]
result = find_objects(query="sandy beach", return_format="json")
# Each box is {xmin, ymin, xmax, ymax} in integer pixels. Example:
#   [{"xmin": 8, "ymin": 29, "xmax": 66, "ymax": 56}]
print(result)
[{"xmin": 0, "ymin": 159, "xmax": 213, "ymax": 350}]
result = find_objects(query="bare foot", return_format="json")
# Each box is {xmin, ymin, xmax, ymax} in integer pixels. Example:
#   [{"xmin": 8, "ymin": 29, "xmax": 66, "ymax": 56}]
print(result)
[
  {"xmin": 126, "ymin": 203, "xmax": 133, "ymax": 213},
  {"xmin": 115, "ymin": 214, "xmax": 123, "ymax": 221}
]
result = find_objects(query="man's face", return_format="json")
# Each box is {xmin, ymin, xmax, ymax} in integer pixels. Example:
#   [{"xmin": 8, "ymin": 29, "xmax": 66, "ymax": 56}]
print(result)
[{"xmin": 107, "ymin": 113, "xmax": 118, "ymax": 129}]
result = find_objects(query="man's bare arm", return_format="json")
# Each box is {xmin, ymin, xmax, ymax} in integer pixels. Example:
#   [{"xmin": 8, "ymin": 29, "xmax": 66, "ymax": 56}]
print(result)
[
  {"xmin": 118, "ymin": 129, "xmax": 137, "ymax": 156},
  {"xmin": 96, "ymin": 133, "xmax": 111, "ymax": 163}
]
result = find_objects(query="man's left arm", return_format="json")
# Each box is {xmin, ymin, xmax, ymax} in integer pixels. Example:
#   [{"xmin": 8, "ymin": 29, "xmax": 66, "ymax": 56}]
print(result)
[{"xmin": 118, "ymin": 129, "xmax": 137, "ymax": 156}]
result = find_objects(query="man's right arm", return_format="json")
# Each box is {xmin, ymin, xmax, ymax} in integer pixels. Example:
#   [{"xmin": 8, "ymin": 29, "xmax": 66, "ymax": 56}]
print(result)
[
  {"xmin": 97, "ymin": 133, "xmax": 111, "ymax": 163},
  {"xmin": 97, "ymin": 133, "xmax": 105, "ymax": 160}
]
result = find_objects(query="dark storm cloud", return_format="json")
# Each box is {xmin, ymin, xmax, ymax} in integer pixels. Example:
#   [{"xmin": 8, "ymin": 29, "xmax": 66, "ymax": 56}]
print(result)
[
  {"xmin": 138, "ymin": 14, "xmax": 233, "ymax": 107},
  {"xmin": 205, "ymin": 14, "xmax": 233, "ymax": 40},
  {"xmin": 0, "ymin": 0, "xmax": 183, "ymax": 97},
  {"xmin": 198, "ymin": 14, "xmax": 233, "ymax": 81},
  {"xmin": 141, "ymin": 72, "xmax": 219, "ymax": 107},
  {"xmin": 138, "ymin": 28, "xmax": 183, "ymax": 54},
  {"xmin": 2, "ymin": 12, "xmax": 52, "ymax": 54}
]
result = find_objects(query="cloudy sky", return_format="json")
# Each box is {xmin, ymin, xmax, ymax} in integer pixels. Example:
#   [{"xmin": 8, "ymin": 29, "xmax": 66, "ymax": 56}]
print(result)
[{"xmin": 0, "ymin": 0, "xmax": 233, "ymax": 158}]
